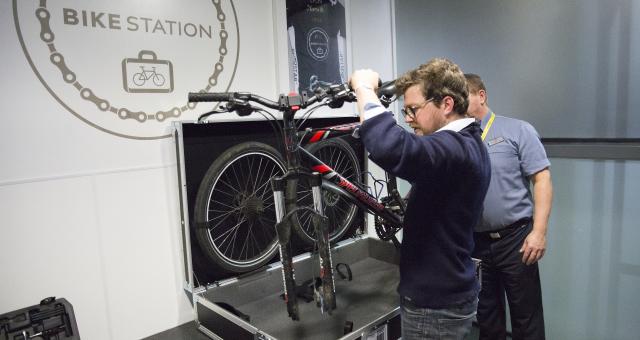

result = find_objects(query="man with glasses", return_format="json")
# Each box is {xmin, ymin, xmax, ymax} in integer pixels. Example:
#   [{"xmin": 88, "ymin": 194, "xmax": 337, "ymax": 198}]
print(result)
[
  {"xmin": 465, "ymin": 73, "xmax": 552, "ymax": 340},
  {"xmin": 349, "ymin": 58, "xmax": 491, "ymax": 340}
]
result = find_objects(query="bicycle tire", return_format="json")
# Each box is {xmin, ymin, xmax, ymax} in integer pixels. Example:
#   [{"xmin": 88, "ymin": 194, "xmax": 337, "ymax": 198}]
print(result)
[
  {"xmin": 287, "ymin": 138, "xmax": 362, "ymax": 245},
  {"xmin": 193, "ymin": 142, "xmax": 284, "ymax": 273}
]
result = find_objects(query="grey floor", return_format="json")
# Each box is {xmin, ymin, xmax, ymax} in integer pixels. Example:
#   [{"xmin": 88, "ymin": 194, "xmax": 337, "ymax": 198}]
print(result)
[
  {"xmin": 143, "ymin": 320, "xmax": 481, "ymax": 340},
  {"xmin": 142, "ymin": 252, "xmax": 485, "ymax": 339}
]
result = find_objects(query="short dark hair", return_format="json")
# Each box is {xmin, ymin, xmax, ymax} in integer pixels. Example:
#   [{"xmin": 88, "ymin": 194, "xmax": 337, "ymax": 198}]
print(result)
[
  {"xmin": 464, "ymin": 73, "xmax": 486, "ymax": 94},
  {"xmin": 395, "ymin": 58, "xmax": 469, "ymax": 115}
]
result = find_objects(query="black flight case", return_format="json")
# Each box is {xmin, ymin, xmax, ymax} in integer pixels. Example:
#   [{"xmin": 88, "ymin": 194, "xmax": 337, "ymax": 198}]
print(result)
[{"xmin": 173, "ymin": 118, "xmax": 403, "ymax": 340}]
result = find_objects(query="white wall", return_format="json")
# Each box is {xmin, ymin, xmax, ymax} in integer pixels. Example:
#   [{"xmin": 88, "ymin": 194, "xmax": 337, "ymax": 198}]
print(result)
[{"xmin": 0, "ymin": 0, "xmax": 396, "ymax": 338}]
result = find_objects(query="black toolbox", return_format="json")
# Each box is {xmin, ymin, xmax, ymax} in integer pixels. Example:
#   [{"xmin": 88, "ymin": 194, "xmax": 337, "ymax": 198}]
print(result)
[
  {"xmin": 173, "ymin": 119, "xmax": 403, "ymax": 339},
  {"xmin": 0, "ymin": 297, "xmax": 80, "ymax": 340}
]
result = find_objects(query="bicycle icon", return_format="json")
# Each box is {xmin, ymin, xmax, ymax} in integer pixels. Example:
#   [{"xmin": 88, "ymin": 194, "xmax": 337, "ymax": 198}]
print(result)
[
  {"xmin": 132, "ymin": 66, "xmax": 166, "ymax": 87},
  {"xmin": 122, "ymin": 50, "xmax": 174, "ymax": 93}
]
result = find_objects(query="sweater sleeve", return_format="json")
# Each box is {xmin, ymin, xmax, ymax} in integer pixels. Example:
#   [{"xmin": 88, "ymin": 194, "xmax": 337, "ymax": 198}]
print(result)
[{"xmin": 359, "ymin": 112, "xmax": 463, "ymax": 183}]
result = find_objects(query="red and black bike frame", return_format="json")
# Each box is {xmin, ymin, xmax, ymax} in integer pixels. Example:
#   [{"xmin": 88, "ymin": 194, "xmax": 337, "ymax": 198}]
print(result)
[{"xmin": 297, "ymin": 123, "xmax": 404, "ymax": 232}]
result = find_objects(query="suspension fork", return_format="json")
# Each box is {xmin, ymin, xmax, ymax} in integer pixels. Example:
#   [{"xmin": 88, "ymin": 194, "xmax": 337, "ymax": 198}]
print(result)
[
  {"xmin": 271, "ymin": 171, "xmax": 337, "ymax": 319},
  {"xmin": 271, "ymin": 176, "xmax": 299, "ymax": 320},
  {"xmin": 309, "ymin": 173, "xmax": 336, "ymax": 314}
]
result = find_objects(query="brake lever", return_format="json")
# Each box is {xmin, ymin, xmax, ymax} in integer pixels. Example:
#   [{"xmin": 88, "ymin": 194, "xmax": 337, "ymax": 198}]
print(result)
[
  {"xmin": 379, "ymin": 95, "xmax": 396, "ymax": 108},
  {"xmin": 197, "ymin": 106, "xmax": 230, "ymax": 123},
  {"xmin": 227, "ymin": 101, "xmax": 255, "ymax": 116},
  {"xmin": 326, "ymin": 84, "xmax": 354, "ymax": 108}
]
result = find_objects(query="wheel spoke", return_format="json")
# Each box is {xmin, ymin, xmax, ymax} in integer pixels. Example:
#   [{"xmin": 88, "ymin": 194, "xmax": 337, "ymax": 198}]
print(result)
[
  {"xmin": 302, "ymin": 211, "xmax": 313, "ymax": 231},
  {"xmin": 215, "ymin": 216, "xmax": 245, "ymax": 259},
  {"xmin": 253, "ymin": 157, "xmax": 266, "ymax": 193},
  {"xmin": 229, "ymin": 163, "xmax": 244, "ymax": 195},
  {"xmin": 217, "ymin": 177, "xmax": 243, "ymax": 196},
  {"xmin": 333, "ymin": 149, "xmax": 346, "ymax": 172},
  {"xmin": 213, "ymin": 216, "xmax": 244, "ymax": 243},
  {"xmin": 333, "ymin": 202, "xmax": 350, "ymax": 217},
  {"xmin": 245, "ymin": 156, "xmax": 255, "ymax": 192},
  {"xmin": 238, "ymin": 218, "xmax": 254, "ymax": 260},
  {"xmin": 256, "ymin": 166, "xmax": 279, "ymax": 200},
  {"xmin": 208, "ymin": 197, "xmax": 238, "ymax": 211},
  {"xmin": 263, "ymin": 201, "xmax": 275, "ymax": 210},
  {"xmin": 212, "ymin": 185, "xmax": 237, "ymax": 199},
  {"xmin": 207, "ymin": 209, "xmax": 238, "ymax": 230}
]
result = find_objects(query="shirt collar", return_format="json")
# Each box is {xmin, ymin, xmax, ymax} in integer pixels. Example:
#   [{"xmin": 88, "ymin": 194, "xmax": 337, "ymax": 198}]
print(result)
[
  {"xmin": 436, "ymin": 118, "xmax": 475, "ymax": 133},
  {"xmin": 480, "ymin": 111, "xmax": 494, "ymax": 129}
]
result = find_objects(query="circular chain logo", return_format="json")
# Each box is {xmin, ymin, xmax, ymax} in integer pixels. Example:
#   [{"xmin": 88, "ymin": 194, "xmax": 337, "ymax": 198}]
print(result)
[
  {"xmin": 307, "ymin": 27, "xmax": 329, "ymax": 61},
  {"xmin": 14, "ymin": 0, "xmax": 239, "ymax": 139}
]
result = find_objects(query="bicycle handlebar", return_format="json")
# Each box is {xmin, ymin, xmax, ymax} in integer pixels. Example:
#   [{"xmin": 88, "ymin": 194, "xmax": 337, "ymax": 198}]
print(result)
[
  {"xmin": 188, "ymin": 92, "xmax": 235, "ymax": 103},
  {"xmin": 188, "ymin": 91, "xmax": 283, "ymax": 109},
  {"xmin": 188, "ymin": 80, "xmax": 397, "ymax": 115}
]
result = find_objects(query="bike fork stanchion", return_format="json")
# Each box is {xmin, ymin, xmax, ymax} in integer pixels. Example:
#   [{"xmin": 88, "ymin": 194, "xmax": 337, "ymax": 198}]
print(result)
[
  {"xmin": 271, "ymin": 176, "xmax": 300, "ymax": 321},
  {"xmin": 310, "ymin": 173, "xmax": 336, "ymax": 314}
]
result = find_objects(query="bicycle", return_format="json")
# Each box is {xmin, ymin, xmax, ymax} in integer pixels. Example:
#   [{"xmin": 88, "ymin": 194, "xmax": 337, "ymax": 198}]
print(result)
[
  {"xmin": 188, "ymin": 81, "xmax": 405, "ymax": 320},
  {"xmin": 132, "ymin": 66, "xmax": 165, "ymax": 87}
]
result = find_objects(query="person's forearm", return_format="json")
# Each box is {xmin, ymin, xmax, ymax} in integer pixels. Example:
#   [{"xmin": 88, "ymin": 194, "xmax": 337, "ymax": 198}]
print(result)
[
  {"xmin": 355, "ymin": 87, "xmax": 382, "ymax": 121},
  {"xmin": 349, "ymin": 69, "xmax": 382, "ymax": 121},
  {"xmin": 531, "ymin": 168, "xmax": 553, "ymax": 235}
]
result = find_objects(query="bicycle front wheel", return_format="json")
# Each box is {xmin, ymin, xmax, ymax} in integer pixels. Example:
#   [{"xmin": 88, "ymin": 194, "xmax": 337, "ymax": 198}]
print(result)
[
  {"xmin": 288, "ymin": 138, "xmax": 362, "ymax": 245},
  {"xmin": 193, "ymin": 142, "xmax": 284, "ymax": 273}
]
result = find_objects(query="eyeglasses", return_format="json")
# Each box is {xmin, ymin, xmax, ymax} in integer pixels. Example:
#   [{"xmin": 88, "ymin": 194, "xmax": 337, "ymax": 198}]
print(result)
[{"xmin": 401, "ymin": 98, "xmax": 435, "ymax": 119}]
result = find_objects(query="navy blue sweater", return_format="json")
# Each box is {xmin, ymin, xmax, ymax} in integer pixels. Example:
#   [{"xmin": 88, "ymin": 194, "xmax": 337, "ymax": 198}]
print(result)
[{"xmin": 360, "ymin": 112, "xmax": 490, "ymax": 308}]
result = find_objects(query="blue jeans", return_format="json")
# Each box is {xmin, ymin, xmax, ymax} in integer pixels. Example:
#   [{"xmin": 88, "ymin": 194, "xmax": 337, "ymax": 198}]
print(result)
[{"xmin": 401, "ymin": 295, "xmax": 477, "ymax": 340}]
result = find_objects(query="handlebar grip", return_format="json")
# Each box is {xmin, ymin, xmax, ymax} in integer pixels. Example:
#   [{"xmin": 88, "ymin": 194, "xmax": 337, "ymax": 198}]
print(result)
[
  {"xmin": 188, "ymin": 92, "xmax": 232, "ymax": 102},
  {"xmin": 377, "ymin": 80, "xmax": 396, "ymax": 98}
]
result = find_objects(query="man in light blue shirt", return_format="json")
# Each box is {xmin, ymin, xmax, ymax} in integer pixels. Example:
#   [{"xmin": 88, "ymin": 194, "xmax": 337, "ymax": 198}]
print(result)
[{"xmin": 465, "ymin": 73, "xmax": 553, "ymax": 340}]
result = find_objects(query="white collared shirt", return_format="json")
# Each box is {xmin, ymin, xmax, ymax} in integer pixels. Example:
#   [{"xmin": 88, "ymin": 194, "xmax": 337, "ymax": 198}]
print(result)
[{"xmin": 436, "ymin": 118, "xmax": 475, "ymax": 133}]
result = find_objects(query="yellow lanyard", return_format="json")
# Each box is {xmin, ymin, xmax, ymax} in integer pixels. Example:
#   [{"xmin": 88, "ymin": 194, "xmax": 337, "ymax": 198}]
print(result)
[{"xmin": 481, "ymin": 112, "xmax": 495, "ymax": 141}]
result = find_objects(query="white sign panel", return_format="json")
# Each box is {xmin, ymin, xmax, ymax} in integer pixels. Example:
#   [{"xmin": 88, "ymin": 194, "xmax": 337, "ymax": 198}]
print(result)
[{"xmin": 14, "ymin": 0, "xmax": 240, "ymax": 139}]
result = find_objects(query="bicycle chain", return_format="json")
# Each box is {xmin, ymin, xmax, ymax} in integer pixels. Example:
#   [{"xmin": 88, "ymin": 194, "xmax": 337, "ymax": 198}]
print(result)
[{"xmin": 35, "ymin": 0, "xmax": 229, "ymax": 122}]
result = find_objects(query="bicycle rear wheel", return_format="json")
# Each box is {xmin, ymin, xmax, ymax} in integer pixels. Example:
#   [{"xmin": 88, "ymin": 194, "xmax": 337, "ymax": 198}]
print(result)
[
  {"xmin": 193, "ymin": 142, "xmax": 284, "ymax": 273},
  {"xmin": 288, "ymin": 138, "xmax": 362, "ymax": 245}
]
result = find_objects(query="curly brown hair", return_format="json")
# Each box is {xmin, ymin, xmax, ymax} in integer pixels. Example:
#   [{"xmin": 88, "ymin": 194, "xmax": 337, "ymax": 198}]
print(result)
[{"xmin": 395, "ymin": 58, "xmax": 469, "ymax": 115}]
